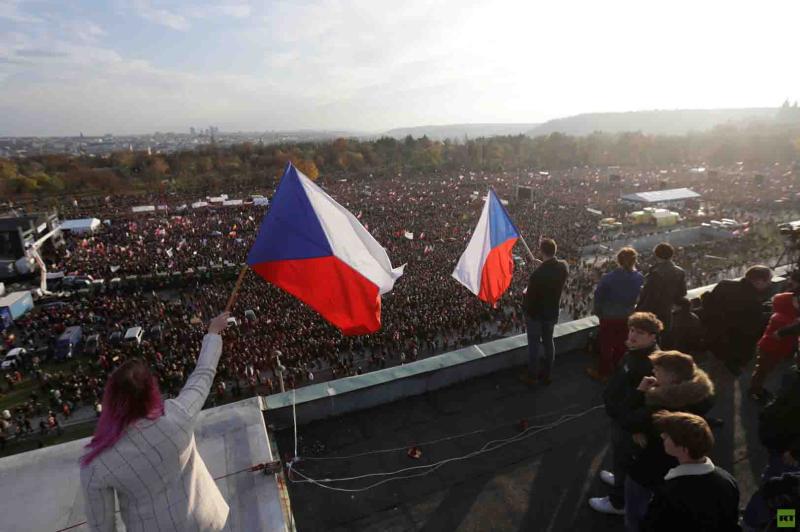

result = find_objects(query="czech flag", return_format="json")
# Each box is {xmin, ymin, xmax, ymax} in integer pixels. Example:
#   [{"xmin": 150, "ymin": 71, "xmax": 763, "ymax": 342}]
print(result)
[
  {"xmin": 452, "ymin": 189, "xmax": 520, "ymax": 305},
  {"xmin": 247, "ymin": 163, "xmax": 404, "ymax": 335}
]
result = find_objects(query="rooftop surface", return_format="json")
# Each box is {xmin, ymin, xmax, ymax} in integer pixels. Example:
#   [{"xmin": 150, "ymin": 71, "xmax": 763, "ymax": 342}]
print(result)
[
  {"xmin": 0, "ymin": 397, "xmax": 289, "ymax": 532},
  {"xmin": 277, "ymin": 348, "xmax": 781, "ymax": 532}
]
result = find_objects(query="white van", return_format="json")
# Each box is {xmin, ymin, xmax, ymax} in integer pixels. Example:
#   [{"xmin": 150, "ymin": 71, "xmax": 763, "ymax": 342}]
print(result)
[{"xmin": 123, "ymin": 326, "xmax": 144, "ymax": 345}]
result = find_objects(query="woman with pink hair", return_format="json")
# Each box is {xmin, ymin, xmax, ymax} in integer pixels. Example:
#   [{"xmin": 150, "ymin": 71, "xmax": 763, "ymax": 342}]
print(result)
[{"xmin": 80, "ymin": 312, "xmax": 231, "ymax": 532}]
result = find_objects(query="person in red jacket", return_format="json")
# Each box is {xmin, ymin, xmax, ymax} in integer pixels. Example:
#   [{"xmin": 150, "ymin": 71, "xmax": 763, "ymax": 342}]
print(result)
[{"xmin": 749, "ymin": 291, "xmax": 799, "ymax": 402}]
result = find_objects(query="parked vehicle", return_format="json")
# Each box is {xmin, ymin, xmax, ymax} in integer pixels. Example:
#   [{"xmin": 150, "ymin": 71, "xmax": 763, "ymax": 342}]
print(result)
[
  {"xmin": 108, "ymin": 330, "xmax": 123, "ymax": 345},
  {"xmin": 123, "ymin": 326, "xmax": 144, "ymax": 345},
  {"xmin": 1, "ymin": 347, "xmax": 26, "ymax": 370},
  {"xmin": 0, "ymin": 291, "xmax": 34, "ymax": 322},
  {"xmin": 62, "ymin": 276, "xmax": 93, "ymax": 289},
  {"xmin": 55, "ymin": 326, "xmax": 83, "ymax": 361},
  {"xmin": 147, "ymin": 325, "xmax": 163, "ymax": 343},
  {"xmin": 84, "ymin": 334, "xmax": 100, "ymax": 356}
]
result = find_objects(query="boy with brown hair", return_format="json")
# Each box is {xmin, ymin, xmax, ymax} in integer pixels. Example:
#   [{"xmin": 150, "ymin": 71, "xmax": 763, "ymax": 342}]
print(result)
[
  {"xmin": 642, "ymin": 412, "xmax": 739, "ymax": 531},
  {"xmin": 590, "ymin": 312, "xmax": 663, "ymax": 516}
]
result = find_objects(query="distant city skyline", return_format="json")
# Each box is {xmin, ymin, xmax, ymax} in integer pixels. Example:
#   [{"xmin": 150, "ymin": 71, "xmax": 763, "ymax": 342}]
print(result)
[{"xmin": 1, "ymin": 0, "xmax": 799, "ymax": 137}]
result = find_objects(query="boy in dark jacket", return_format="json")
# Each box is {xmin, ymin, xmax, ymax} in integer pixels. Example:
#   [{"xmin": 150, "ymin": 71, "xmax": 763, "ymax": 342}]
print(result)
[
  {"xmin": 589, "ymin": 312, "xmax": 663, "ymax": 516},
  {"xmin": 622, "ymin": 351, "xmax": 716, "ymax": 531},
  {"xmin": 642, "ymin": 412, "xmax": 740, "ymax": 532},
  {"xmin": 744, "ymin": 367, "xmax": 800, "ymax": 530}
]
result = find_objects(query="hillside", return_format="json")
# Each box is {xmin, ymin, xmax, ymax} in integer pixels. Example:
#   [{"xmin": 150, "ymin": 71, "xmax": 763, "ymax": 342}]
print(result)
[
  {"xmin": 528, "ymin": 108, "xmax": 777, "ymax": 136},
  {"xmin": 381, "ymin": 123, "xmax": 541, "ymax": 140}
]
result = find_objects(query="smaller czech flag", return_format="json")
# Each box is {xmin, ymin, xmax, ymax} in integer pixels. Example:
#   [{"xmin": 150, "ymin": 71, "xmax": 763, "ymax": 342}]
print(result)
[
  {"xmin": 452, "ymin": 189, "xmax": 520, "ymax": 305},
  {"xmin": 247, "ymin": 163, "xmax": 404, "ymax": 335}
]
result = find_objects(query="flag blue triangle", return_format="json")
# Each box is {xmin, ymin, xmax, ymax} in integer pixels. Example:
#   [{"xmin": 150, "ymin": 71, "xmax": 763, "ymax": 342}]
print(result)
[
  {"xmin": 488, "ymin": 189, "xmax": 519, "ymax": 248},
  {"xmin": 247, "ymin": 163, "xmax": 333, "ymax": 265}
]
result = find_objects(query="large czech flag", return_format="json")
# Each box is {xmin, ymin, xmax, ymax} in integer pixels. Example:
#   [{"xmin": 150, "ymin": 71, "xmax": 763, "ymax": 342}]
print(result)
[
  {"xmin": 452, "ymin": 189, "xmax": 520, "ymax": 305},
  {"xmin": 247, "ymin": 163, "xmax": 404, "ymax": 335}
]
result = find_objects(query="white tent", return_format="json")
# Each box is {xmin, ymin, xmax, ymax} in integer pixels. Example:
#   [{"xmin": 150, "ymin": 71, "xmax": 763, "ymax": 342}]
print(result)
[
  {"xmin": 59, "ymin": 218, "xmax": 101, "ymax": 234},
  {"xmin": 222, "ymin": 199, "xmax": 243, "ymax": 207},
  {"xmin": 191, "ymin": 201, "xmax": 209, "ymax": 209},
  {"xmin": 253, "ymin": 197, "xmax": 270, "ymax": 206},
  {"xmin": 131, "ymin": 205, "xmax": 155, "ymax": 213}
]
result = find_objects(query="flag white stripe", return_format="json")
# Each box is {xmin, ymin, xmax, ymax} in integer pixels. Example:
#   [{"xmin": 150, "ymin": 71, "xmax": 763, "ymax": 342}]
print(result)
[
  {"xmin": 452, "ymin": 195, "xmax": 492, "ymax": 295},
  {"xmin": 296, "ymin": 169, "xmax": 404, "ymax": 293}
]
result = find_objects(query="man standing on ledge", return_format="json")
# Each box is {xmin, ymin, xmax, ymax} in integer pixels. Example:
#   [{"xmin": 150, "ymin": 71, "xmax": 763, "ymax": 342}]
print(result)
[
  {"xmin": 636, "ymin": 242, "xmax": 687, "ymax": 347},
  {"xmin": 521, "ymin": 238, "xmax": 569, "ymax": 386}
]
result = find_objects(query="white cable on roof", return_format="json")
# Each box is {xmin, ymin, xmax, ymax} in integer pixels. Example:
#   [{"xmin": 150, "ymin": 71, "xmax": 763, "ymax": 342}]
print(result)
[
  {"xmin": 300, "ymin": 401, "xmax": 585, "ymax": 462},
  {"xmin": 287, "ymin": 404, "xmax": 603, "ymax": 493}
]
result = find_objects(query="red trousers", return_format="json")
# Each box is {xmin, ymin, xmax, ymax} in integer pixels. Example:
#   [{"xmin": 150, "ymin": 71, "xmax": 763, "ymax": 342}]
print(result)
[{"xmin": 599, "ymin": 318, "xmax": 629, "ymax": 377}]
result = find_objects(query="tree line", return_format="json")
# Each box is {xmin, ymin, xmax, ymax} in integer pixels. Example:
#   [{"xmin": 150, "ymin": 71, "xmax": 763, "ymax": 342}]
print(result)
[{"xmin": 1, "ymin": 121, "xmax": 800, "ymax": 199}]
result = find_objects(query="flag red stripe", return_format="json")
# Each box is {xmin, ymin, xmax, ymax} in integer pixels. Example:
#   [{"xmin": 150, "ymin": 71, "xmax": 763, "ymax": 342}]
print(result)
[
  {"xmin": 251, "ymin": 256, "xmax": 381, "ymax": 335},
  {"xmin": 477, "ymin": 237, "xmax": 518, "ymax": 304}
]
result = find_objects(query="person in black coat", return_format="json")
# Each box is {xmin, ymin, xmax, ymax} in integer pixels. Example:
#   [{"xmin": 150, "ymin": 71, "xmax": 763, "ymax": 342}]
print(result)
[
  {"xmin": 622, "ymin": 351, "xmax": 716, "ymax": 531},
  {"xmin": 669, "ymin": 297, "xmax": 704, "ymax": 357},
  {"xmin": 521, "ymin": 238, "xmax": 568, "ymax": 385},
  {"xmin": 642, "ymin": 411, "xmax": 740, "ymax": 532},
  {"xmin": 590, "ymin": 312, "xmax": 663, "ymax": 516},
  {"xmin": 743, "ymin": 366, "xmax": 800, "ymax": 530},
  {"xmin": 636, "ymin": 243, "xmax": 687, "ymax": 344},
  {"xmin": 701, "ymin": 265, "xmax": 772, "ymax": 375}
]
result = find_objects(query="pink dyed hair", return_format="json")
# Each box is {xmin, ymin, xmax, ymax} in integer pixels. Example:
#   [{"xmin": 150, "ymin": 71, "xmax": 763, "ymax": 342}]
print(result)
[{"xmin": 81, "ymin": 359, "xmax": 164, "ymax": 467}]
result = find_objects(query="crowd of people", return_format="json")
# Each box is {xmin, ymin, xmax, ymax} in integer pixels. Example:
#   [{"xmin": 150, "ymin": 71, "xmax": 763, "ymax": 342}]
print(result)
[
  {"xmin": 518, "ymin": 232, "xmax": 798, "ymax": 530},
  {"xmin": 2, "ymin": 166, "xmax": 798, "ymax": 421},
  {"xmin": 2, "ymin": 163, "xmax": 800, "ymax": 528}
]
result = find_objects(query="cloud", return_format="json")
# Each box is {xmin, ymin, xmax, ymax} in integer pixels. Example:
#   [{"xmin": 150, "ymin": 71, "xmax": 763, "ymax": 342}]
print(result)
[
  {"xmin": 214, "ymin": 3, "xmax": 251, "ymax": 18},
  {"xmin": 2, "ymin": 0, "xmax": 800, "ymax": 135},
  {"xmin": 130, "ymin": 0, "xmax": 191, "ymax": 31},
  {"xmin": 0, "ymin": 0, "xmax": 44, "ymax": 24},
  {"xmin": 15, "ymin": 48, "xmax": 69, "ymax": 58},
  {"xmin": 60, "ymin": 20, "xmax": 107, "ymax": 44}
]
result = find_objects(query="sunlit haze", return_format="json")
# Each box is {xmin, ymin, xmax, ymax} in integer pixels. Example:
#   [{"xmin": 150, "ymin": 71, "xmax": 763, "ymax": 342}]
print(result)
[{"xmin": 1, "ymin": 0, "xmax": 799, "ymax": 136}]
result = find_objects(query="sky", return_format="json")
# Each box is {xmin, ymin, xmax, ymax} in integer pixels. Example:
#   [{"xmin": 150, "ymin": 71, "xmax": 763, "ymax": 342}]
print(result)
[{"xmin": 1, "ymin": 0, "xmax": 799, "ymax": 136}]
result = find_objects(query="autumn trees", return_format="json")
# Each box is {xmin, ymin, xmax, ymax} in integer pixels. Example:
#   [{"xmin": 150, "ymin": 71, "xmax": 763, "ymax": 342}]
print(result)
[{"xmin": 2, "ymin": 121, "xmax": 800, "ymax": 200}]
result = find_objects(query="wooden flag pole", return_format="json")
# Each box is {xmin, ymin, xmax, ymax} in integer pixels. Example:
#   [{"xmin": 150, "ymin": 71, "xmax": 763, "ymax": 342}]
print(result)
[{"xmin": 225, "ymin": 265, "xmax": 249, "ymax": 313}]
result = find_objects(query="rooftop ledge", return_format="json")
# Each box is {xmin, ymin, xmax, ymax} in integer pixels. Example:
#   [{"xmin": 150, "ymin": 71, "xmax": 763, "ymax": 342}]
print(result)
[{"xmin": 0, "ymin": 396, "xmax": 292, "ymax": 532}]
